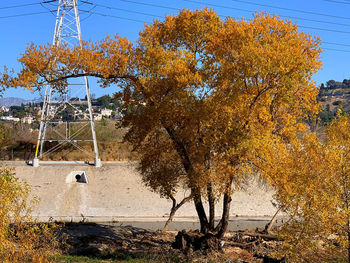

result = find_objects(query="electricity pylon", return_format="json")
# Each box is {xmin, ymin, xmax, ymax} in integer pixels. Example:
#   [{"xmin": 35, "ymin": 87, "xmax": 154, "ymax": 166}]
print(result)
[{"xmin": 33, "ymin": 0, "xmax": 101, "ymax": 167}]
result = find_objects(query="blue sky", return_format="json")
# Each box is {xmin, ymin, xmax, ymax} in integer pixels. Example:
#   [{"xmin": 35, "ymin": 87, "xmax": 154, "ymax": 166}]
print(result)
[{"xmin": 2, "ymin": 0, "xmax": 350, "ymax": 99}]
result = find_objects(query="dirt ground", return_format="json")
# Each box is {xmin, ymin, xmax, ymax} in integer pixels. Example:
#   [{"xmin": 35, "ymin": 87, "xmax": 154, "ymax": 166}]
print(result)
[{"xmin": 61, "ymin": 222, "xmax": 282, "ymax": 263}]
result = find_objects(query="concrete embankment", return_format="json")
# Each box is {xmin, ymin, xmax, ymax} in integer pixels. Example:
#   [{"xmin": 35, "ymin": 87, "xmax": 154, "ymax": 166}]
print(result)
[{"xmin": 1, "ymin": 161, "xmax": 278, "ymax": 230}]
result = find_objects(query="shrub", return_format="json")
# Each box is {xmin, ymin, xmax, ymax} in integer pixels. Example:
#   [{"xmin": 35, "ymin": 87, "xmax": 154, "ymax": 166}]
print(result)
[{"xmin": 0, "ymin": 167, "xmax": 61, "ymax": 262}]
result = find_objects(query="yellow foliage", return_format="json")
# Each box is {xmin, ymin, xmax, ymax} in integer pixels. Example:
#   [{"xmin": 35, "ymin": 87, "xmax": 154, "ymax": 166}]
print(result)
[
  {"xmin": 0, "ymin": 167, "xmax": 61, "ymax": 262},
  {"xmin": 0, "ymin": 9, "xmax": 322, "ymax": 236},
  {"xmin": 255, "ymin": 115, "xmax": 350, "ymax": 262}
]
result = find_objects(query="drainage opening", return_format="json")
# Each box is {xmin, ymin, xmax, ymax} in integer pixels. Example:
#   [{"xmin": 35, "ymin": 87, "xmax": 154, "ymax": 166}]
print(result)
[{"xmin": 66, "ymin": 171, "xmax": 88, "ymax": 184}]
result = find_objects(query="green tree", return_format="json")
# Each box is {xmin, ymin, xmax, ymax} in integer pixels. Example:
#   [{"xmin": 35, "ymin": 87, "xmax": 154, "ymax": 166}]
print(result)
[{"xmin": 96, "ymin": 95, "xmax": 111, "ymax": 108}]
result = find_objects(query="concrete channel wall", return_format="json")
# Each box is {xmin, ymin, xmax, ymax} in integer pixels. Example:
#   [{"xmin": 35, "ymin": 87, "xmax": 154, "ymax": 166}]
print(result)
[{"xmin": 1, "ymin": 161, "xmax": 277, "ymax": 223}]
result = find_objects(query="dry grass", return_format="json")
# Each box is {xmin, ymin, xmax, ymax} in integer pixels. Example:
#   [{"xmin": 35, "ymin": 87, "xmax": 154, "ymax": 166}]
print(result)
[{"xmin": 0, "ymin": 119, "xmax": 138, "ymax": 162}]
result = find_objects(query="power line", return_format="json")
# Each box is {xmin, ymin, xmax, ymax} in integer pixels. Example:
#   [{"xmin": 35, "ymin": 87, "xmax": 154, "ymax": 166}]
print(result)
[
  {"xmin": 120, "ymin": 0, "xmax": 180, "ymax": 11},
  {"xmin": 88, "ymin": 3, "xmax": 350, "ymax": 51},
  {"xmin": 115, "ymin": 0, "xmax": 350, "ymax": 53},
  {"xmin": 229, "ymin": 0, "xmax": 350, "ymax": 21},
  {"xmin": 183, "ymin": 0, "xmax": 350, "ymax": 28},
  {"xmin": 299, "ymin": 25, "xmax": 350, "ymax": 34},
  {"xmin": 324, "ymin": 47, "xmax": 350, "ymax": 53},
  {"xmin": 324, "ymin": 0, "xmax": 350, "ymax": 4},
  {"xmin": 0, "ymin": 11, "xmax": 52, "ymax": 19},
  {"xmin": 40, "ymin": 2, "xmax": 56, "ymax": 17},
  {"xmin": 1, "ymin": 0, "xmax": 350, "ymax": 53},
  {"xmin": 74, "ymin": 1, "xmax": 97, "ymax": 22},
  {"xmin": 79, "ymin": 9, "xmax": 146, "ymax": 23},
  {"xmin": 116, "ymin": 0, "xmax": 350, "ymax": 35},
  {"xmin": 323, "ymin": 41, "xmax": 350, "ymax": 47},
  {"xmin": 92, "ymin": 3, "xmax": 163, "ymax": 18},
  {"xmin": 0, "ymin": 2, "xmax": 42, "ymax": 10}
]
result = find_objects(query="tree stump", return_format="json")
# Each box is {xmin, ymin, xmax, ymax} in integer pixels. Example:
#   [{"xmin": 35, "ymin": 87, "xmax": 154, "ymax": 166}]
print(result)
[{"xmin": 172, "ymin": 230, "xmax": 222, "ymax": 253}]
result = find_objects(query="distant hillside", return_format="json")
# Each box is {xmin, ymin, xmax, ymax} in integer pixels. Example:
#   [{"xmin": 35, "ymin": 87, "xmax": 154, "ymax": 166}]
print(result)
[
  {"xmin": 318, "ymin": 79, "xmax": 350, "ymax": 123},
  {"xmin": 0, "ymin": 97, "xmax": 41, "ymax": 107}
]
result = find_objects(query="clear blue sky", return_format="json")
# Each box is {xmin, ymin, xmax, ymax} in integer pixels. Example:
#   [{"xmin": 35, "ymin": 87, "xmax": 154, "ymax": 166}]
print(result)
[{"xmin": 2, "ymin": 0, "xmax": 350, "ymax": 99}]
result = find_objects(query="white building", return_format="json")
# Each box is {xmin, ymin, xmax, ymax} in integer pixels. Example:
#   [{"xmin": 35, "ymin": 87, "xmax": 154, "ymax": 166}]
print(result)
[
  {"xmin": 22, "ymin": 116, "xmax": 34, "ymax": 124},
  {"xmin": 0, "ymin": 106, "xmax": 9, "ymax": 112},
  {"xmin": 93, "ymin": 114, "xmax": 102, "ymax": 121},
  {"xmin": 101, "ymin": 108, "xmax": 113, "ymax": 117},
  {"xmin": 0, "ymin": 116, "xmax": 20, "ymax": 122}
]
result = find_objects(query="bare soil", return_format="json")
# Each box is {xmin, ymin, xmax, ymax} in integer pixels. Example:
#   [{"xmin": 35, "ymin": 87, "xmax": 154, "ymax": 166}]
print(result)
[{"xmin": 60, "ymin": 222, "xmax": 283, "ymax": 263}]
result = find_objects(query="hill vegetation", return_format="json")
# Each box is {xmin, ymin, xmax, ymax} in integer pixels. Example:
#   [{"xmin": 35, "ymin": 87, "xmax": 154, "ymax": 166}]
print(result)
[{"xmin": 318, "ymin": 79, "xmax": 350, "ymax": 123}]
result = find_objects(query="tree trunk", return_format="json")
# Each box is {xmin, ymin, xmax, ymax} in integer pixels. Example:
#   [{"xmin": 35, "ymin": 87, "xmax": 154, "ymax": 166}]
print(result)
[
  {"xmin": 24, "ymin": 143, "xmax": 28, "ymax": 160},
  {"xmin": 215, "ymin": 177, "xmax": 233, "ymax": 238},
  {"xmin": 193, "ymin": 192, "xmax": 209, "ymax": 234},
  {"xmin": 216, "ymin": 191, "xmax": 232, "ymax": 238},
  {"xmin": 264, "ymin": 207, "xmax": 282, "ymax": 234},
  {"xmin": 207, "ymin": 183, "xmax": 215, "ymax": 231},
  {"xmin": 163, "ymin": 125, "xmax": 209, "ymax": 232},
  {"xmin": 162, "ymin": 194, "xmax": 192, "ymax": 232}
]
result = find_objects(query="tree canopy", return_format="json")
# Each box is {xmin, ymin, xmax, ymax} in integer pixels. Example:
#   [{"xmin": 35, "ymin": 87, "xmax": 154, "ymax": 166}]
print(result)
[{"xmin": 0, "ymin": 9, "xmax": 322, "ymax": 238}]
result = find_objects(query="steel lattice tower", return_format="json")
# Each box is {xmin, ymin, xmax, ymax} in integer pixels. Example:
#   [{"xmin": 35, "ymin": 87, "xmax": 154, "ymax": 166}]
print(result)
[{"xmin": 33, "ymin": 0, "xmax": 101, "ymax": 167}]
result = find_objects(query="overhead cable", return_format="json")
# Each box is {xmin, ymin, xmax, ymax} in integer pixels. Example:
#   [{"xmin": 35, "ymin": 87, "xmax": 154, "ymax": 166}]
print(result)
[
  {"xmin": 120, "ymin": 0, "xmax": 180, "ymax": 11},
  {"xmin": 2, "ymin": 0, "xmax": 350, "ymax": 53},
  {"xmin": 324, "ymin": 0, "xmax": 350, "ymax": 4},
  {"xmin": 91, "ymin": 3, "xmax": 163, "ymax": 18},
  {"xmin": 0, "ymin": 11, "xmax": 52, "ymax": 19},
  {"xmin": 79, "ymin": 9, "xmax": 146, "ymax": 23},
  {"xmin": 113, "ymin": 0, "xmax": 350, "ymax": 35},
  {"xmin": 184, "ymin": 0, "xmax": 350, "ymax": 28},
  {"xmin": 229, "ymin": 0, "xmax": 350, "ymax": 20},
  {"xmin": 0, "ymin": 2, "xmax": 42, "ymax": 10},
  {"xmin": 323, "ymin": 47, "xmax": 350, "ymax": 53},
  {"xmin": 323, "ymin": 41, "xmax": 350, "ymax": 47}
]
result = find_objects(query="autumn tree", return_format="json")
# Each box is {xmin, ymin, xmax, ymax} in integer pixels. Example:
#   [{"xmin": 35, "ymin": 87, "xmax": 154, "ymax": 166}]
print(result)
[
  {"xmin": 0, "ymin": 10, "xmax": 321, "ymax": 239},
  {"xmin": 255, "ymin": 114, "xmax": 350, "ymax": 262},
  {"xmin": 0, "ymin": 167, "xmax": 61, "ymax": 262}
]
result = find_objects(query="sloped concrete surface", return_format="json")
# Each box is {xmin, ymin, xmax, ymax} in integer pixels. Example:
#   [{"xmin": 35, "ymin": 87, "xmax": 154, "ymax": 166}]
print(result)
[{"xmin": 1, "ymin": 161, "xmax": 277, "ymax": 222}]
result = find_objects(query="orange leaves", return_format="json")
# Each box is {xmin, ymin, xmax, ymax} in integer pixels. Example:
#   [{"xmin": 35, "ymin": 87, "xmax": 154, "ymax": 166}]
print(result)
[
  {"xmin": 0, "ymin": 9, "xmax": 325, "ymax": 237},
  {"xmin": 126, "ymin": 11, "xmax": 323, "ymax": 207},
  {"xmin": 0, "ymin": 35, "xmax": 133, "ymax": 93},
  {"xmin": 262, "ymin": 116, "xmax": 350, "ymax": 261}
]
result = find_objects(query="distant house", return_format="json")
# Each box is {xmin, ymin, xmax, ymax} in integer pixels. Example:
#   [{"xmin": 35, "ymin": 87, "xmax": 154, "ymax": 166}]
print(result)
[
  {"xmin": 101, "ymin": 108, "xmax": 113, "ymax": 117},
  {"xmin": 0, "ymin": 116, "xmax": 20, "ymax": 122},
  {"xmin": 0, "ymin": 116, "xmax": 11, "ymax": 121},
  {"xmin": 0, "ymin": 106, "xmax": 9, "ymax": 112},
  {"xmin": 93, "ymin": 114, "xmax": 102, "ymax": 121},
  {"xmin": 22, "ymin": 116, "xmax": 34, "ymax": 124}
]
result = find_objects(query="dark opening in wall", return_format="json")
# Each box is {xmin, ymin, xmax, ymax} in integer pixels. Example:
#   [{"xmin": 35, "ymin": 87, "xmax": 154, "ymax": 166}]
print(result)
[{"xmin": 66, "ymin": 171, "xmax": 88, "ymax": 184}]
